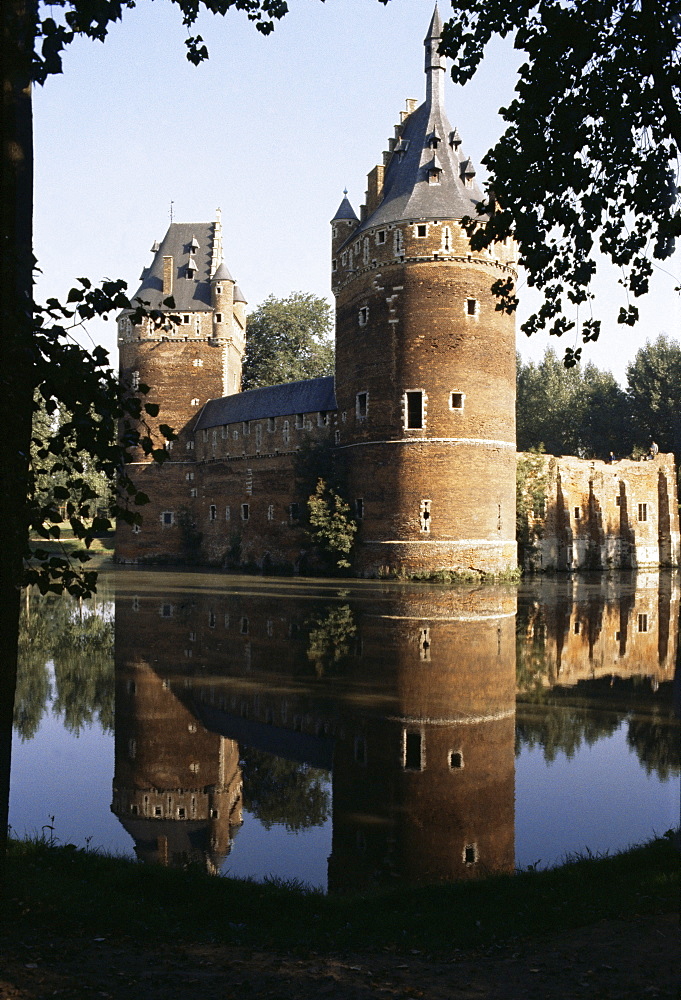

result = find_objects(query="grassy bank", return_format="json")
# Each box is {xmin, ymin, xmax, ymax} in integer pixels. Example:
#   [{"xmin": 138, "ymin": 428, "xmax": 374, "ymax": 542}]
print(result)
[{"xmin": 3, "ymin": 832, "xmax": 677, "ymax": 953}]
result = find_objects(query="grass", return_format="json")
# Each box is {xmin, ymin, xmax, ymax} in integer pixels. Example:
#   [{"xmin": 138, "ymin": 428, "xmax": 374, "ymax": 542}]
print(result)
[{"xmin": 3, "ymin": 831, "xmax": 678, "ymax": 953}]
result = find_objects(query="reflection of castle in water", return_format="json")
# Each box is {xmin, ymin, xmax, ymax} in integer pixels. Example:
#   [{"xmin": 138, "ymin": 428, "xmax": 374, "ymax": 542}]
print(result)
[{"xmin": 111, "ymin": 571, "xmax": 678, "ymax": 887}]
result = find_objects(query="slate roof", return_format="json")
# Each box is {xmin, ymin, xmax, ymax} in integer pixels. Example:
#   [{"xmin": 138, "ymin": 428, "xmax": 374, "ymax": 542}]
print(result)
[
  {"xmin": 348, "ymin": 5, "xmax": 486, "ymax": 241},
  {"xmin": 127, "ymin": 222, "xmax": 217, "ymax": 312},
  {"xmin": 195, "ymin": 375, "xmax": 337, "ymax": 430},
  {"xmin": 332, "ymin": 194, "xmax": 359, "ymax": 222}
]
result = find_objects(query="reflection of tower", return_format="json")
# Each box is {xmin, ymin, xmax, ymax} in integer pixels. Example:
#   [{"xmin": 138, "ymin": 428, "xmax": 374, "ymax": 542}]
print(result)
[
  {"xmin": 112, "ymin": 598, "xmax": 243, "ymax": 871},
  {"xmin": 327, "ymin": 586, "xmax": 516, "ymax": 891}
]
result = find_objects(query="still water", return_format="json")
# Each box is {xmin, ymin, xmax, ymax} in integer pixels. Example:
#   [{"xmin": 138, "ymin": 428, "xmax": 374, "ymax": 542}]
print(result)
[{"xmin": 9, "ymin": 569, "xmax": 679, "ymax": 891}]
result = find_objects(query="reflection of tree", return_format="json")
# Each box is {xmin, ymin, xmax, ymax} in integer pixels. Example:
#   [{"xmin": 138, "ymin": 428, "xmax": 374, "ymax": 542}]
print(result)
[
  {"xmin": 52, "ymin": 612, "xmax": 114, "ymax": 734},
  {"xmin": 240, "ymin": 748, "xmax": 330, "ymax": 832},
  {"xmin": 306, "ymin": 604, "xmax": 356, "ymax": 676},
  {"xmin": 516, "ymin": 707, "xmax": 622, "ymax": 762},
  {"xmin": 15, "ymin": 590, "xmax": 114, "ymax": 738},
  {"xmin": 627, "ymin": 719, "xmax": 680, "ymax": 781}
]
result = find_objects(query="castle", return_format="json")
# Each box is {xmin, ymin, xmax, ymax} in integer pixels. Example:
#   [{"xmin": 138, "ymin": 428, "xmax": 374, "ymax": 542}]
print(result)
[{"xmin": 115, "ymin": 8, "xmax": 679, "ymax": 575}]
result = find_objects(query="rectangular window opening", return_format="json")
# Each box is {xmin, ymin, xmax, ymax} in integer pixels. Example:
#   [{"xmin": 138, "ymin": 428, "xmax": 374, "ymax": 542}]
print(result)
[
  {"xmin": 638, "ymin": 613, "xmax": 648, "ymax": 632},
  {"xmin": 404, "ymin": 731, "xmax": 423, "ymax": 771},
  {"xmin": 356, "ymin": 392, "xmax": 368, "ymax": 420},
  {"xmin": 450, "ymin": 392, "xmax": 464, "ymax": 410},
  {"xmin": 466, "ymin": 298, "xmax": 477, "ymax": 316},
  {"xmin": 405, "ymin": 390, "xmax": 423, "ymax": 429},
  {"xmin": 638, "ymin": 503, "xmax": 647, "ymax": 522}
]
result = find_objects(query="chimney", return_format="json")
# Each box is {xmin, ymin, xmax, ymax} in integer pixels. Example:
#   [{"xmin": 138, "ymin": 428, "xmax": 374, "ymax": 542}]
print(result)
[{"xmin": 162, "ymin": 256, "xmax": 174, "ymax": 297}]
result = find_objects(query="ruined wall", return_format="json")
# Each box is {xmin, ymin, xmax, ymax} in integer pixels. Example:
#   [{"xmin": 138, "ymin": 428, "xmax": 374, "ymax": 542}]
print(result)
[{"xmin": 519, "ymin": 453, "xmax": 680, "ymax": 572}]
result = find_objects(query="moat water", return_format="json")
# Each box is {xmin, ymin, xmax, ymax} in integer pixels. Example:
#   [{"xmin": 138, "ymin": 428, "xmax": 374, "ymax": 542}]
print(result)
[{"xmin": 9, "ymin": 568, "xmax": 679, "ymax": 891}]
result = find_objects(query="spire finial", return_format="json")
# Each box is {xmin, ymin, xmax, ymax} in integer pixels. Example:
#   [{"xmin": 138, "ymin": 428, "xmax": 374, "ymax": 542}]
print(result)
[{"xmin": 424, "ymin": 4, "xmax": 445, "ymax": 107}]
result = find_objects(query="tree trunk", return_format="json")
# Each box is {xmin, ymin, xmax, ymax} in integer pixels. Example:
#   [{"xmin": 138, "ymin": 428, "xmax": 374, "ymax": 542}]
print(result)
[{"xmin": 0, "ymin": 0, "xmax": 36, "ymax": 876}]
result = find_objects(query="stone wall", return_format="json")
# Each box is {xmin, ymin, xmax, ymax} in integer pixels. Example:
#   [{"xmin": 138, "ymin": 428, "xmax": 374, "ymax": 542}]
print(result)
[{"xmin": 518, "ymin": 453, "xmax": 680, "ymax": 572}]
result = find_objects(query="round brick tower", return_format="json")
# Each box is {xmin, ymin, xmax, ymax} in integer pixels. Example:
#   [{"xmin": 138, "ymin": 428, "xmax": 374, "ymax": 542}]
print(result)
[{"xmin": 332, "ymin": 6, "xmax": 518, "ymax": 577}]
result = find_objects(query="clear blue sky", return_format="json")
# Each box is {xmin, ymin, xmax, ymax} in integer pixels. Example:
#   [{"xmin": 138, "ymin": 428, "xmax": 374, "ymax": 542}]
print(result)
[{"xmin": 34, "ymin": 0, "xmax": 681, "ymax": 383}]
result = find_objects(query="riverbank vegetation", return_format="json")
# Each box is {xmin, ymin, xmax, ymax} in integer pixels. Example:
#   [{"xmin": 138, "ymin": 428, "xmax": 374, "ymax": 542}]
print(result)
[{"xmin": 3, "ymin": 832, "xmax": 677, "ymax": 952}]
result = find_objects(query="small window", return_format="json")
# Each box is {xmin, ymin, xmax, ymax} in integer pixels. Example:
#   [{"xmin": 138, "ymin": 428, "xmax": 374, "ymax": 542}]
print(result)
[
  {"xmin": 318, "ymin": 410, "xmax": 328, "ymax": 426},
  {"xmin": 638, "ymin": 613, "xmax": 648, "ymax": 632},
  {"xmin": 450, "ymin": 392, "xmax": 464, "ymax": 410},
  {"xmin": 189, "ymin": 488, "xmax": 197, "ymax": 498},
  {"xmin": 356, "ymin": 392, "xmax": 368, "ymax": 420},
  {"xmin": 215, "ymin": 312, "xmax": 223, "ymax": 323},
  {"xmin": 268, "ymin": 417, "xmax": 276, "ymax": 432},
  {"xmin": 574, "ymin": 507, "xmax": 581, "ymax": 520},
  {"xmin": 449, "ymin": 751, "xmax": 463, "ymax": 769},
  {"xmin": 394, "ymin": 229, "xmax": 404, "ymax": 254},
  {"xmin": 358, "ymin": 306, "xmax": 369, "ymax": 326},
  {"xmin": 355, "ymin": 498, "xmax": 364, "ymax": 519},
  {"xmin": 183, "ymin": 314, "xmax": 190, "ymax": 324},
  {"xmin": 209, "ymin": 505, "xmax": 217, "ymax": 521},
  {"xmin": 464, "ymin": 844, "xmax": 478, "ymax": 865},
  {"xmin": 466, "ymin": 298, "xmax": 478, "ymax": 316},
  {"xmin": 208, "ymin": 611, "xmax": 216, "ymax": 628},
  {"xmin": 241, "ymin": 503, "xmax": 249, "ymax": 521},
  {"xmin": 161, "ymin": 603, "xmax": 173, "ymax": 618},
  {"xmin": 240, "ymin": 617, "xmax": 249, "ymax": 635},
  {"xmin": 267, "ymin": 504, "xmax": 274, "ymax": 521},
  {"xmin": 289, "ymin": 502, "xmax": 300, "ymax": 522},
  {"xmin": 130, "ymin": 369, "xmax": 140, "ymax": 390},
  {"xmin": 335, "ymin": 429, "xmax": 341, "ymax": 444},
  {"xmin": 415, "ymin": 224, "xmax": 427, "ymax": 238},
  {"xmin": 638, "ymin": 503, "xmax": 647, "ymax": 522},
  {"xmin": 420, "ymin": 499, "xmax": 431, "ymax": 533},
  {"xmin": 243, "ymin": 420, "xmax": 250, "ymax": 435},
  {"xmin": 186, "ymin": 440, "xmax": 195, "ymax": 451},
  {"xmin": 185, "ymin": 471, "xmax": 195, "ymax": 481},
  {"xmin": 191, "ymin": 398, "xmax": 200, "ymax": 407},
  {"xmin": 404, "ymin": 730, "xmax": 423, "ymax": 771},
  {"xmin": 574, "ymin": 621, "xmax": 580, "ymax": 634},
  {"xmin": 376, "ymin": 230, "xmax": 386, "ymax": 245},
  {"xmin": 405, "ymin": 390, "xmax": 423, "ymax": 429},
  {"xmin": 161, "ymin": 511, "xmax": 174, "ymax": 526},
  {"xmin": 296, "ymin": 413, "xmax": 304, "ymax": 430},
  {"xmin": 283, "ymin": 419, "xmax": 290, "ymax": 444},
  {"xmin": 442, "ymin": 226, "xmax": 451, "ymax": 251},
  {"xmin": 192, "ymin": 357, "xmax": 203, "ymax": 367},
  {"xmin": 132, "ymin": 523, "xmax": 141, "ymax": 535},
  {"xmin": 225, "ymin": 506, "xmax": 231, "ymax": 521},
  {"xmin": 332, "ymin": 258, "xmax": 337, "ymax": 272}
]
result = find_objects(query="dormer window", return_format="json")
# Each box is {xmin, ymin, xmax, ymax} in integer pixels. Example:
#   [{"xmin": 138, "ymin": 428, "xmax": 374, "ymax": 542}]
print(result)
[
  {"xmin": 394, "ymin": 138, "xmax": 410, "ymax": 158},
  {"xmin": 427, "ymin": 154, "xmax": 443, "ymax": 185},
  {"xmin": 427, "ymin": 129, "xmax": 441, "ymax": 149},
  {"xmin": 449, "ymin": 129, "xmax": 462, "ymax": 149},
  {"xmin": 460, "ymin": 159, "xmax": 476, "ymax": 187},
  {"xmin": 190, "ymin": 237, "xmax": 200, "ymax": 251}
]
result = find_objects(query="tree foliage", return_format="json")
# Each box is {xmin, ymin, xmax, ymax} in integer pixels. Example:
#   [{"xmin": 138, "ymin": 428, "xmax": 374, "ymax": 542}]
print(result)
[
  {"xmin": 517, "ymin": 348, "xmax": 633, "ymax": 458},
  {"xmin": 242, "ymin": 293, "xmax": 334, "ymax": 391},
  {"xmin": 307, "ymin": 479, "xmax": 357, "ymax": 571},
  {"xmin": 626, "ymin": 334, "xmax": 681, "ymax": 455},
  {"xmin": 440, "ymin": 0, "xmax": 681, "ymax": 360}
]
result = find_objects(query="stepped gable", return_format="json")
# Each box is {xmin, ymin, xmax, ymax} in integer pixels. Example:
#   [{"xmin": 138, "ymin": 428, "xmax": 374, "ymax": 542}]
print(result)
[
  {"xmin": 349, "ymin": 5, "xmax": 485, "ymax": 240},
  {"xmin": 195, "ymin": 375, "xmax": 337, "ymax": 430},
  {"xmin": 129, "ymin": 222, "xmax": 215, "ymax": 311}
]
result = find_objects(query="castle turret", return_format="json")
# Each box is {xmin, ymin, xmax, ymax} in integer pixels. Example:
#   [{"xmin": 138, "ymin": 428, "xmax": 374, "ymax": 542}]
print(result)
[
  {"xmin": 116, "ymin": 213, "xmax": 246, "ymax": 561},
  {"xmin": 332, "ymin": 5, "xmax": 518, "ymax": 577}
]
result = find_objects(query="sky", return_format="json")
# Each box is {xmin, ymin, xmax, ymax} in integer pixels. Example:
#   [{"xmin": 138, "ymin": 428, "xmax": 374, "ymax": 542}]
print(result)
[{"xmin": 34, "ymin": 0, "xmax": 681, "ymax": 384}]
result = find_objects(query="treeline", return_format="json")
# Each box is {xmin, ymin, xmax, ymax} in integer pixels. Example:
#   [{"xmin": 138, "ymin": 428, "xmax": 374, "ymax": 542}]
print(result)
[{"xmin": 517, "ymin": 335, "xmax": 681, "ymax": 460}]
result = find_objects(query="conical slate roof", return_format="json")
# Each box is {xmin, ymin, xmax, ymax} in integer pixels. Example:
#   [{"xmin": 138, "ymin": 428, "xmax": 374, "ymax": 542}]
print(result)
[
  {"xmin": 128, "ymin": 222, "xmax": 216, "ymax": 311},
  {"xmin": 331, "ymin": 194, "xmax": 359, "ymax": 222},
  {"xmin": 212, "ymin": 261, "xmax": 234, "ymax": 282},
  {"xmin": 351, "ymin": 4, "xmax": 485, "ymax": 238}
]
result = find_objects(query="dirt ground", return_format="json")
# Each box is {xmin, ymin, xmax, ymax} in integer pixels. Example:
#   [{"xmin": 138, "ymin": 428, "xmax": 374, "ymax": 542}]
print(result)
[{"xmin": 0, "ymin": 912, "xmax": 678, "ymax": 1000}]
